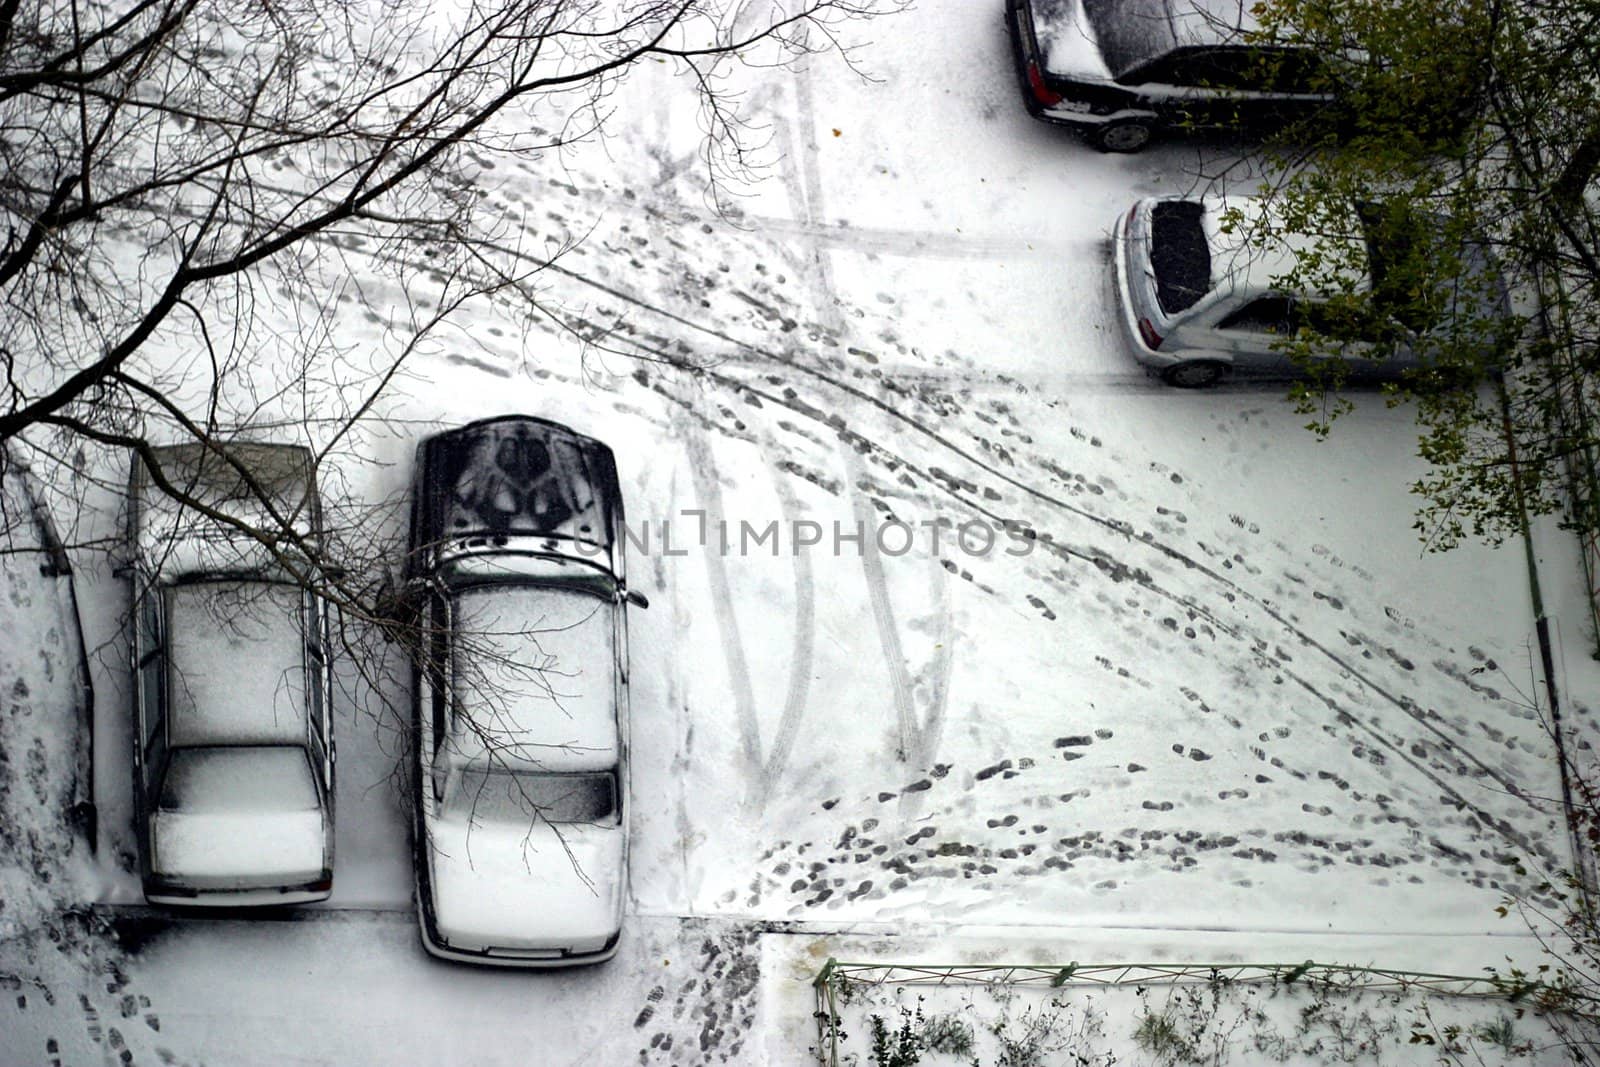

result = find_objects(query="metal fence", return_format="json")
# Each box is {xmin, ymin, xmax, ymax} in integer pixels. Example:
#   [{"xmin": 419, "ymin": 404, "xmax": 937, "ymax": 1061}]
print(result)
[{"xmin": 811, "ymin": 958, "xmax": 1561, "ymax": 1067}]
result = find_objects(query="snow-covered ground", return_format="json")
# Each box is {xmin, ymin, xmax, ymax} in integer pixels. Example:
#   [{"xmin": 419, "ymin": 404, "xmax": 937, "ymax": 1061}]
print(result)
[{"xmin": 5, "ymin": 1, "xmax": 1599, "ymax": 1064}]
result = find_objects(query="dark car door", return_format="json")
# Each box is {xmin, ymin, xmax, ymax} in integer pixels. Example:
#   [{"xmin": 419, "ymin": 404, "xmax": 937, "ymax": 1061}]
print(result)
[
  {"xmin": 1122, "ymin": 46, "xmax": 1333, "ymax": 133},
  {"xmin": 303, "ymin": 589, "xmax": 334, "ymax": 795},
  {"xmin": 132, "ymin": 583, "xmax": 168, "ymax": 838}
]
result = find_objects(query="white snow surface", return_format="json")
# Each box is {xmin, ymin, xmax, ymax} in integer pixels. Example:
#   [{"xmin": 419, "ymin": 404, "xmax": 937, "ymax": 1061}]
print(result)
[{"xmin": 4, "ymin": 0, "xmax": 1600, "ymax": 1063}]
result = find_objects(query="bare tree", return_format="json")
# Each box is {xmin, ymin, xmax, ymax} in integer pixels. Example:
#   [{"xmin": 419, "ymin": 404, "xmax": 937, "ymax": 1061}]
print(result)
[
  {"xmin": 0, "ymin": 0, "xmax": 905, "ymax": 654},
  {"xmin": 0, "ymin": 0, "xmax": 899, "ymax": 517},
  {"xmin": 0, "ymin": 0, "xmax": 905, "ymax": 908}
]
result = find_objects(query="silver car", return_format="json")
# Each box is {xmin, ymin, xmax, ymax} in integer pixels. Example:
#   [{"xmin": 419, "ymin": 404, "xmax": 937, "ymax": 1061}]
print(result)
[
  {"xmin": 1112, "ymin": 195, "xmax": 1510, "ymax": 387},
  {"xmin": 406, "ymin": 416, "xmax": 646, "ymax": 968},
  {"xmin": 128, "ymin": 443, "xmax": 335, "ymax": 906}
]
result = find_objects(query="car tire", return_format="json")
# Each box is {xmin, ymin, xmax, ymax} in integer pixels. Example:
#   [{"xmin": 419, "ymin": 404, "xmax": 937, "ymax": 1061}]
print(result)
[
  {"xmin": 1092, "ymin": 119, "xmax": 1154, "ymax": 153},
  {"xmin": 1161, "ymin": 361, "xmax": 1225, "ymax": 388}
]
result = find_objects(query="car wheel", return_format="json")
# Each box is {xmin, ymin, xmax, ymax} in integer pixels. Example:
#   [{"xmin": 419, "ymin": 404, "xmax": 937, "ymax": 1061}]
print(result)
[
  {"xmin": 1161, "ymin": 361, "xmax": 1225, "ymax": 388},
  {"xmin": 1092, "ymin": 119, "xmax": 1154, "ymax": 153}
]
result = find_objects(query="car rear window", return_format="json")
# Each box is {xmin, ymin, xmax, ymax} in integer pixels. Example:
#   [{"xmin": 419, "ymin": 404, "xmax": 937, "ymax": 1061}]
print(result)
[
  {"xmin": 449, "ymin": 769, "xmax": 618, "ymax": 824},
  {"xmin": 1150, "ymin": 200, "xmax": 1211, "ymax": 314}
]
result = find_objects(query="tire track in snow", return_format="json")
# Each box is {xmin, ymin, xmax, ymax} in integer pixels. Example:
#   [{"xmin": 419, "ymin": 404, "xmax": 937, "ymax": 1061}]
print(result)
[
  {"xmin": 666, "ymin": 366, "xmax": 1546, "ymax": 861},
  {"xmin": 681, "ymin": 429, "xmax": 763, "ymax": 778},
  {"xmin": 780, "ymin": 60, "xmax": 849, "ymax": 339},
  {"xmin": 756, "ymin": 472, "xmax": 816, "ymax": 807},
  {"xmin": 846, "ymin": 446, "xmax": 956, "ymax": 784},
  {"xmin": 680, "ymin": 426, "xmax": 817, "ymax": 806},
  {"xmin": 508, "ymin": 144, "xmax": 1083, "ymax": 260},
  {"xmin": 518, "ymin": 268, "xmax": 1547, "ymax": 860},
  {"xmin": 729, "ymin": 214, "xmax": 1084, "ymax": 259}
]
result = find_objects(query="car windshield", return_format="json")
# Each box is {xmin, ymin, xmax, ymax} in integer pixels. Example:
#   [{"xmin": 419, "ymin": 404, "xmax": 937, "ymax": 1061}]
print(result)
[
  {"xmin": 159, "ymin": 746, "xmax": 319, "ymax": 814},
  {"xmin": 1355, "ymin": 200, "xmax": 1492, "ymax": 335},
  {"xmin": 1085, "ymin": 0, "xmax": 1255, "ymax": 80},
  {"xmin": 447, "ymin": 768, "xmax": 617, "ymax": 824}
]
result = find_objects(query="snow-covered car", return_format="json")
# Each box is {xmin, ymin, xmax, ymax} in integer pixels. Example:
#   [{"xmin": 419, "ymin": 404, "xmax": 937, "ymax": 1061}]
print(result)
[
  {"xmin": 1006, "ymin": 0, "xmax": 1337, "ymax": 152},
  {"xmin": 127, "ymin": 443, "xmax": 335, "ymax": 906},
  {"xmin": 406, "ymin": 415, "xmax": 647, "ymax": 968},
  {"xmin": 1111, "ymin": 195, "xmax": 1512, "ymax": 387}
]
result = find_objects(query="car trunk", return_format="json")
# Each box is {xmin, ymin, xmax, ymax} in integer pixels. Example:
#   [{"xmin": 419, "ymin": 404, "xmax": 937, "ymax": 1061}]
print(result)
[
  {"xmin": 152, "ymin": 745, "xmax": 325, "ymax": 888},
  {"xmin": 427, "ymin": 817, "xmax": 624, "ymax": 954}
]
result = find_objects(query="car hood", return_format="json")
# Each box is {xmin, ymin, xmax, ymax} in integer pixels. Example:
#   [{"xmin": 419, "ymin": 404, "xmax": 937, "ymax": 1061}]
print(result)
[
  {"xmin": 414, "ymin": 417, "xmax": 622, "ymax": 572},
  {"xmin": 133, "ymin": 442, "xmax": 319, "ymax": 581},
  {"xmin": 425, "ymin": 815, "xmax": 624, "ymax": 953}
]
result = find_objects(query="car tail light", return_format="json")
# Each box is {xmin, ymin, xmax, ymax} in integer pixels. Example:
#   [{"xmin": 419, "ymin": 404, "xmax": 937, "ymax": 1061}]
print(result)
[
  {"xmin": 1137, "ymin": 318, "xmax": 1164, "ymax": 350},
  {"xmin": 1027, "ymin": 63, "xmax": 1063, "ymax": 106}
]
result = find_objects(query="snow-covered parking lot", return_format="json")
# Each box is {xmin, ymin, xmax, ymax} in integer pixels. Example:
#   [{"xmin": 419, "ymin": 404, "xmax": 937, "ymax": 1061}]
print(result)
[{"xmin": 5, "ymin": 1, "xmax": 1598, "ymax": 1063}]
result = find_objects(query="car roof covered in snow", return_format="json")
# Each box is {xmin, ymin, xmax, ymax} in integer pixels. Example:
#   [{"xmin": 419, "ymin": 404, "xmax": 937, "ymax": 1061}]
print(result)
[
  {"xmin": 1197, "ymin": 196, "xmax": 1369, "ymax": 299},
  {"xmin": 1082, "ymin": 0, "xmax": 1258, "ymax": 79},
  {"xmin": 446, "ymin": 583, "xmax": 618, "ymax": 774},
  {"xmin": 412, "ymin": 416, "xmax": 622, "ymax": 577}
]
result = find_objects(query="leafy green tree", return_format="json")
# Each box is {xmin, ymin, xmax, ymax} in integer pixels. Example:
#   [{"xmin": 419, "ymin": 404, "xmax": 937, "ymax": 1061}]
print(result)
[
  {"xmin": 1235, "ymin": 1, "xmax": 1600, "ymax": 1051},
  {"xmin": 1238, "ymin": 0, "xmax": 1600, "ymax": 554}
]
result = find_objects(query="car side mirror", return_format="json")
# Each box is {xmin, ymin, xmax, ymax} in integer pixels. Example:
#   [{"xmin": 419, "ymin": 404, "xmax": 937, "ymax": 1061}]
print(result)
[{"xmin": 623, "ymin": 588, "xmax": 650, "ymax": 610}]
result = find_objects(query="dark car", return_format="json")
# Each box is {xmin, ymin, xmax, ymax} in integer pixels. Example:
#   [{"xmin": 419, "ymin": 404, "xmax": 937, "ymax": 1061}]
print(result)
[
  {"xmin": 405, "ymin": 415, "xmax": 647, "ymax": 968},
  {"xmin": 1006, "ymin": 0, "xmax": 1337, "ymax": 151},
  {"xmin": 128, "ymin": 443, "xmax": 335, "ymax": 906}
]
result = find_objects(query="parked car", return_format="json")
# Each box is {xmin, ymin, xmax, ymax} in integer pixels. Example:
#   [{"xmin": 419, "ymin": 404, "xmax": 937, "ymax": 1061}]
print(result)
[
  {"xmin": 406, "ymin": 415, "xmax": 646, "ymax": 968},
  {"xmin": 1006, "ymin": 0, "xmax": 1337, "ymax": 151},
  {"xmin": 1111, "ymin": 195, "xmax": 1511, "ymax": 387},
  {"xmin": 127, "ymin": 443, "xmax": 335, "ymax": 906}
]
